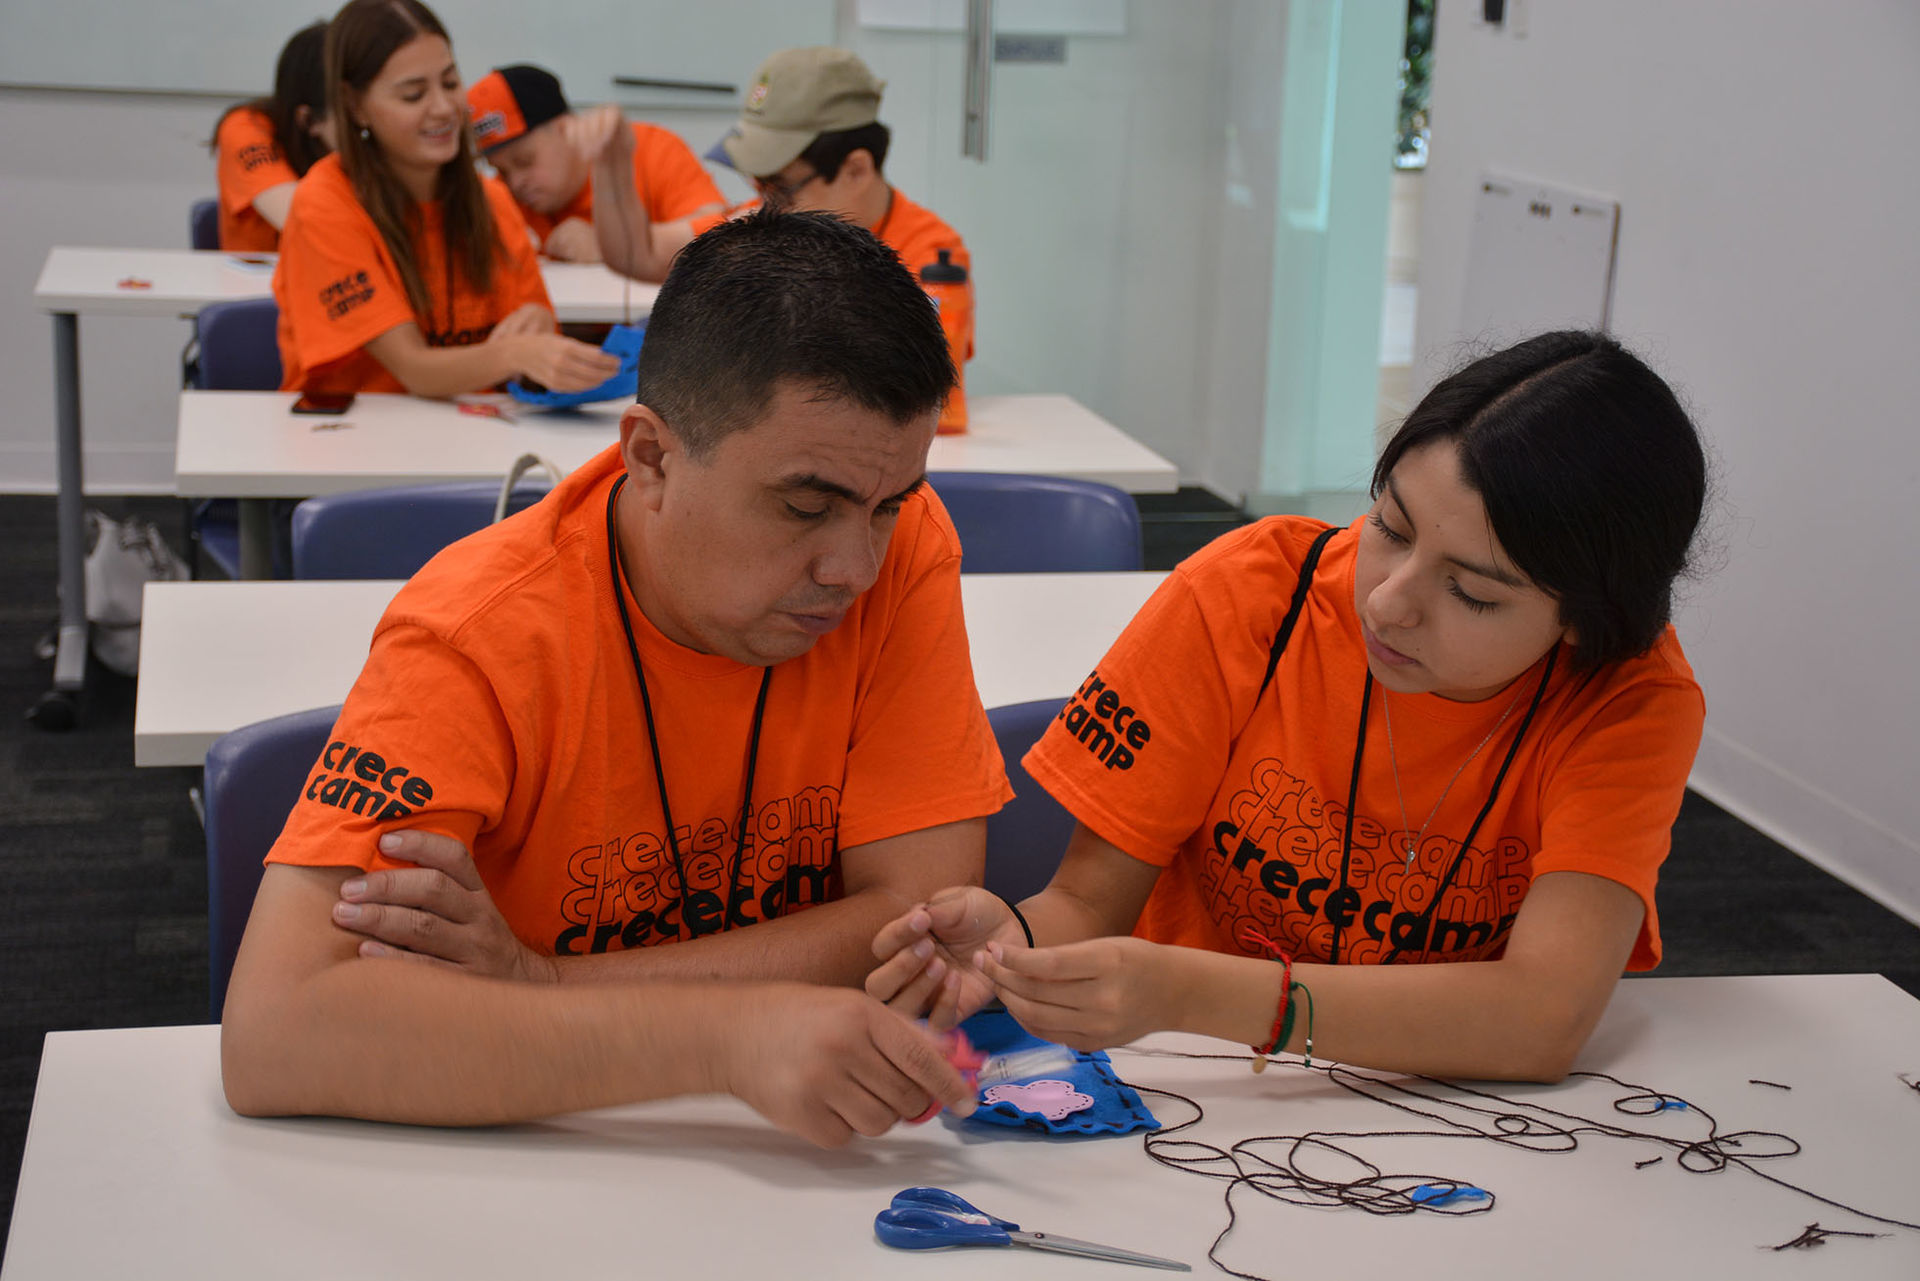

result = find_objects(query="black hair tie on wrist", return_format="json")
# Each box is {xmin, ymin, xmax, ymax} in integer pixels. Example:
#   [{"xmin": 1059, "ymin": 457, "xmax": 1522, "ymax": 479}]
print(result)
[{"xmin": 997, "ymin": 895, "xmax": 1036, "ymax": 949}]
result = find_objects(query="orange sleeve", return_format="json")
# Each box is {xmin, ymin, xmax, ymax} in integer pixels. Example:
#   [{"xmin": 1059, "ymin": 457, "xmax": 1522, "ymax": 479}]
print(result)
[
  {"xmin": 265, "ymin": 623, "xmax": 515, "ymax": 874},
  {"xmin": 1020, "ymin": 570, "xmax": 1240, "ymax": 865},
  {"xmin": 630, "ymin": 123, "xmax": 725, "ymax": 224},
  {"xmin": 1533, "ymin": 652, "xmax": 1705, "ymax": 970},
  {"xmin": 833, "ymin": 491, "xmax": 1012, "ymax": 850},
  {"xmin": 483, "ymin": 177, "xmax": 555, "ymax": 315},
  {"xmin": 274, "ymin": 172, "xmax": 419, "ymax": 377},
  {"xmin": 215, "ymin": 109, "xmax": 296, "ymax": 217}
]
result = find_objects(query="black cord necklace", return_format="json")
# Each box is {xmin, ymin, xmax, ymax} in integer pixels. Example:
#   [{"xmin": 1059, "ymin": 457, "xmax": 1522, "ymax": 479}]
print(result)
[
  {"xmin": 1329, "ymin": 649, "xmax": 1559, "ymax": 964},
  {"xmin": 604, "ymin": 474, "xmax": 772, "ymax": 939}
]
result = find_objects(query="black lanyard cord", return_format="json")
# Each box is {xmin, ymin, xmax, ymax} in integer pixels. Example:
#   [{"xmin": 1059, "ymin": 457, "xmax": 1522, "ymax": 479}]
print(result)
[
  {"xmin": 604, "ymin": 474, "xmax": 771, "ymax": 938},
  {"xmin": 1329, "ymin": 675, "xmax": 1374, "ymax": 965},
  {"xmin": 1325, "ymin": 649, "xmax": 1560, "ymax": 966},
  {"xmin": 1384, "ymin": 646, "xmax": 1558, "ymax": 964}
]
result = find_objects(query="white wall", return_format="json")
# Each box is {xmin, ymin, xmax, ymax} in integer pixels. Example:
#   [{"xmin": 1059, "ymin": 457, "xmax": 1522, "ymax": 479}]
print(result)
[
  {"xmin": 1416, "ymin": 2, "xmax": 1920, "ymax": 922},
  {"xmin": 1, "ymin": 89, "xmax": 214, "ymax": 493},
  {"xmin": 836, "ymin": 0, "xmax": 1243, "ymax": 492}
]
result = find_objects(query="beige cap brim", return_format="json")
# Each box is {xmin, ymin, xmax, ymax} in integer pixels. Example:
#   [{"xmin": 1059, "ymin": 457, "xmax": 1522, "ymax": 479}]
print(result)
[{"xmin": 720, "ymin": 120, "xmax": 822, "ymax": 178}]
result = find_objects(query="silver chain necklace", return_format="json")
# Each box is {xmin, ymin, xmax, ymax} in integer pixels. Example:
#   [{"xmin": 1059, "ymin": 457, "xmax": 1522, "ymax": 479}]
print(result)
[{"xmin": 1381, "ymin": 679, "xmax": 1531, "ymax": 865}]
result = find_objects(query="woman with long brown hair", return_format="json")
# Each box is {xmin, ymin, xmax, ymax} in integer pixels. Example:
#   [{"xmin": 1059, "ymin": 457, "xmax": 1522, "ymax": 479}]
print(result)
[{"xmin": 273, "ymin": 0, "xmax": 618, "ymax": 397}]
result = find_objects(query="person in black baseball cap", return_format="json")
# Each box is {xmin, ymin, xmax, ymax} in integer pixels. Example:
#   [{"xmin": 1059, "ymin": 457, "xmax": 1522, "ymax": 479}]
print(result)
[{"xmin": 468, "ymin": 64, "xmax": 722, "ymax": 263}]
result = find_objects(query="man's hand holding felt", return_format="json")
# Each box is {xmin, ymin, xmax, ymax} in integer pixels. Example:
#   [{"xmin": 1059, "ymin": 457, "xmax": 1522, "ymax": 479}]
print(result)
[
  {"xmin": 722, "ymin": 985, "xmax": 977, "ymax": 1148},
  {"xmin": 334, "ymin": 830, "xmax": 558, "ymax": 983}
]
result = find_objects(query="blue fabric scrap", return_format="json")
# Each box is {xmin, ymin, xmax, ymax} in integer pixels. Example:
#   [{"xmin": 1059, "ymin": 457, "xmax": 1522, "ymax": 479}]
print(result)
[
  {"xmin": 959, "ymin": 1009, "xmax": 1158, "ymax": 1137},
  {"xmin": 507, "ymin": 323, "xmax": 644, "ymax": 407}
]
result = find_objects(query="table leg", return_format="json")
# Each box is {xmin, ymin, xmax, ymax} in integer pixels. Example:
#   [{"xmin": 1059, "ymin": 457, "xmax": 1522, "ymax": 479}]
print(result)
[
  {"xmin": 237, "ymin": 499, "xmax": 275, "ymax": 580},
  {"xmin": 33, "ymin": 311, "xmax": 88, "ymax": 728}
]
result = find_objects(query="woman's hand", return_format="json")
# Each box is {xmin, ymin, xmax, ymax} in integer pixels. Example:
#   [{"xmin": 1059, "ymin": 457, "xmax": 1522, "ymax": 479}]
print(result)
[
  {"xmin": 978, "ymin": 936, "xmax": 1197, "ymax": 1051},
  {"xmin": 866, "ymin": 887, "xmax": 1023, "ymax": 1030},
  {"xmin": 512, "ymin": 333, "xmax": 622, "ymax": 392}
]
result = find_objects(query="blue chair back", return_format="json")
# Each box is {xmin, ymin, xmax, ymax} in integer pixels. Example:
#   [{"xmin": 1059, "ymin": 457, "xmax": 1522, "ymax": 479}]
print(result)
[
  {"xmin": 193, "ymin": 297, "xmax": 282, "ymax": 391},
  {"xmin": 984, "ymin": 698, "xmax": 1078, "ymax": 902},
  {"xmin": 292, "ymin": 481, "xmax": 551, "ymax": 579},
  {"xmin": 928, "ymin": 472, "xmax": 1142, "ymax": 573},
  {"xmin": 190, "ymin": 197, "xmax": 220, "ymax": 250},
  {"xmin": 204, "ymin": 704, "xmax": 341, "ymax": 1021}
]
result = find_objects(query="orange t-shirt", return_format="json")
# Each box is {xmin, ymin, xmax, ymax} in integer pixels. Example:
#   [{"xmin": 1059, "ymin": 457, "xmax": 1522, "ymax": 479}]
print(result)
[
  {"xmin": 214, "ymin": 107, "xmax": 296, "ymax": 253},
  {"xmin": 693, "ymin": 188, "xmax": 974, "ymax": 432},
  {"xmin": 266, "ymin": 444, "xmax": 1012, "ymax": 955},
  {"xmin": 1023, "ymin": 516, "xmax": 1705, "ymax": 972},
  {"xmin": 521, "ymin": 121, "xmax": 724, "ymax": 249},
  {"xmin": 272, "ymin": 153, "xmax": 552, "ymax": 394}
]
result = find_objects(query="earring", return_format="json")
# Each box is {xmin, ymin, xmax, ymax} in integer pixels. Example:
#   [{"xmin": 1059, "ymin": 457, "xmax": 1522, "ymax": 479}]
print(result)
[{"xmin": 358, "ymin": 125, "xmax": 370, "ymax": 141}]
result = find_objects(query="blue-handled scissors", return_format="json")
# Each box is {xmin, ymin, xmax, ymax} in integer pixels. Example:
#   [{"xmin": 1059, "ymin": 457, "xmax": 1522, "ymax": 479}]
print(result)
[{"xmin": 875, "ymin": 1187, "xmax": 1190, "ymax": 1271}]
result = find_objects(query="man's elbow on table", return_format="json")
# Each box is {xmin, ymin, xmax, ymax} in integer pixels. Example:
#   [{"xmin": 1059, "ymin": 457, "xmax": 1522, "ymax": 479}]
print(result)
[{"xmin": 219, "ymin": 862, "xmax": 365, "ymax": 1117}]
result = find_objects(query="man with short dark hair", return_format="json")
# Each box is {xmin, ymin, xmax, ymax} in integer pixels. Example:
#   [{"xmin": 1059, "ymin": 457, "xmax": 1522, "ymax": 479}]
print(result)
[
  {"xmin": 221, "ymin": 209, "xmax": 1003, "ymax": 1145},
  {"xmin": 580, "ymin": 47, "xmax": 976, "ymax": 432},
  {"xmin": 467, "ymin": 64, "xmax": 723, "ymax": 263}
]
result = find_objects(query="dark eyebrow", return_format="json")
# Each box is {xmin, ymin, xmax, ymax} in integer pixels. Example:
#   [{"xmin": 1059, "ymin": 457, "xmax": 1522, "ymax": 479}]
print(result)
[
  {"xmin": 1384, "ymin": 477, "xmax": 1526, "ymax": 589},
  {"xmin": 777, "ymin": 473, "xmax": 927, "ymax": 508},
  {"xmin": 395, "ymin": 61, "xmax": 457, "ymax": 88}
]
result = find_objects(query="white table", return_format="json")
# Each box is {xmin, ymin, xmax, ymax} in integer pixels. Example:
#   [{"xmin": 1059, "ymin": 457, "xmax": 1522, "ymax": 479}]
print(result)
[
  {"xmin": 31, "ymin": 246, "xmax": 657, "ymax": 322},
  {"xmin": 28, "ymin": 248, "xmax": 655, "ymax": 727},
  {"xmin": 176, "ymin": 389, "xmax": 1178, "ymax": 576},
  {"xmin": 133, "ymin": 571, "xmax": 1166, "ymax": 767},
  {"xmin": 175, "ymin": 390, "xmax": 1179, "ymax": 500},
  {"xmin": 6, "ymin": 975, "xmax": 1918, "ymax": 1280}
]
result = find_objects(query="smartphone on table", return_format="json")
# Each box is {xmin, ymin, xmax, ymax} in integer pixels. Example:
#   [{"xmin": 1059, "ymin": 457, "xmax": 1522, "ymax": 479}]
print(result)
[{"xmin": 291, "ymin": 390, "xmax": 355, "ymax": 416}]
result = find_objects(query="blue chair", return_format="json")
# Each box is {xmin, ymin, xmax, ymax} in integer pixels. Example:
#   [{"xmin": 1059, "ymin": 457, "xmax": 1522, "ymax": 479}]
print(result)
[
  {"xmin": 292, "ymin": 481, "xmax": 552, "ymax": 579},
  {"xmin": 190, "ymin": 197, "xmax": 220, "ymax": 250},
  {"xmin": 984, "ymin": 698, "xmax": 1078, "ymax": 902},
  {"xmin": 203, "ymin": 704, "xmax": 341, "ymax": 1022},
  {"xmin": 193, "ymin": 297, "xmax": 283, "ymax": 391},
  {"xmin": 927, "ymin": 473, "xmax": 1143, "ymax": 573},
  {"xmin": 188, "ymin": 297, "xmax": 285, "ymax": 577}
]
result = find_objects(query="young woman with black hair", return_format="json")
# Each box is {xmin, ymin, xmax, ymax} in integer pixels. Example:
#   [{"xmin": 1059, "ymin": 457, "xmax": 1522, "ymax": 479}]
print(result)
[
  {"xmin": 870, "ymin": 330, "xmax": 1711, "ymax": 1083},
  {"xmin": 211, "ymin": 22, "xmax": 335, "ymax": 252},
  {"xmin": 272, "ymin": 0, "xmax": 619, "ymax": 398}
]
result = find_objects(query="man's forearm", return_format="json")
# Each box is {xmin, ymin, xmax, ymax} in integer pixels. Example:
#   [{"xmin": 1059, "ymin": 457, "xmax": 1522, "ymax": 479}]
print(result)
[
  {"xmin": 590, "ymin": 151, "xmax": 667, "ymax": 281},
  {"xmin": 551, "ymin": 886, "xmax": 916, "ymax": 987},
  {"xmin": 222, "ymin": 958, "xmax": 730, "ymax": 1124}
]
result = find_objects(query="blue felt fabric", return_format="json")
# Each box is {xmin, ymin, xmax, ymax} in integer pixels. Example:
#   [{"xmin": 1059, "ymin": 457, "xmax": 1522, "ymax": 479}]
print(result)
[
  {"xmin": 507, "ymin": 323, "xmax": 644, "ymax": 407},
  {"xmin": 960, "ymin": 1009, "xmax": 1159, "ymax": 1136}
]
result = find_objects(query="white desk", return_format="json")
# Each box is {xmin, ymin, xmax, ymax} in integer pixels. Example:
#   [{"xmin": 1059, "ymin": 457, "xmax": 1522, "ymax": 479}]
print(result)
[
  {"xmin": 32, "ymin": 247, "xmax": 657, "ymax": 322},
  {"xmin": 29, "ymin": 247, "xmax": 656, "ymax": 726},
  {"xmin": 133, "ymin": 571, "xmax": 1165, "ymax": 767},
  {"xmin": 174, "ymin": 391, "xmax": 1179, "ymax": 500},
  {"xmin": 6, "ymin": 975, "xmax": 1918, "ymax": 1280}
]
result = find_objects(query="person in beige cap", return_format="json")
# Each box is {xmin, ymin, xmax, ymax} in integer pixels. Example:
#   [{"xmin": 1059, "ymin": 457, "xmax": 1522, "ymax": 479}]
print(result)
[{"xmin": 574, "ymin": 47, "xmax": 976, "ymax": 432}]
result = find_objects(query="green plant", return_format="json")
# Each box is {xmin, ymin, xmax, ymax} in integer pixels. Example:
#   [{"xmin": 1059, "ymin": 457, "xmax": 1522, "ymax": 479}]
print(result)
[{"xmin": 1397, "ymin": 0, "xmax": 1433, "ymax": 168}]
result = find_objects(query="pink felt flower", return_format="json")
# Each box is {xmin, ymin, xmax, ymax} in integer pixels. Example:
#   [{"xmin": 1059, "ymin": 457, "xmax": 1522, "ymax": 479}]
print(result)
[{"xmin": 981, "ymin": 1079, "xmax": 1095, "ymax": 1121}]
